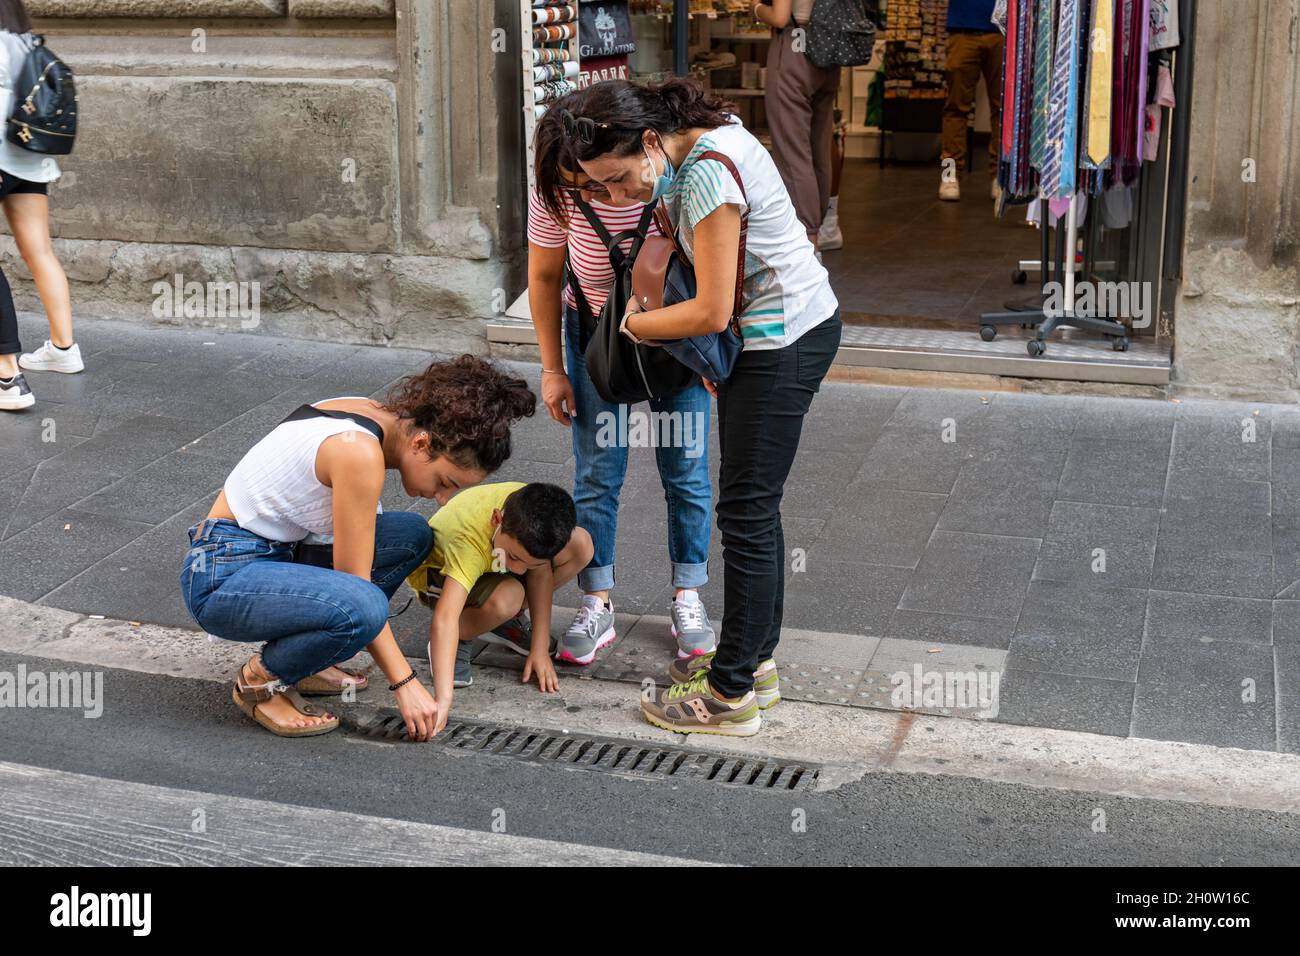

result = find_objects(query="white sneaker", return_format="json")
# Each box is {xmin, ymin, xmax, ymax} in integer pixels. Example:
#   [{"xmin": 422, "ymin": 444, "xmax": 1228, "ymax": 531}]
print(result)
[
  {"xmin": 0, "ymin": 371, "xmax": 35, "ymax": 410},
  {"xmin": 818, "ymin": 213, "xmax": 843, "ymax": 251},
  {"xmin": 939, "ymin": 179, "xmax": 961, "ymax": 202},
  {"xmin": 19, "ymin": 340, "xmax": 84, "ymax": 374}
]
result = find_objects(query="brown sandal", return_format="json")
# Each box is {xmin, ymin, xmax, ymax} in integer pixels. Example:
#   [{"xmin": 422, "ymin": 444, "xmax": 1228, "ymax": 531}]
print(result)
[
  {"xmin": 233, "ymin": 660, "xmax": 339, "ymax": 738},
  {"xmin": 294, "ymin": 666, "xmax": 369, "ymax": 696}
]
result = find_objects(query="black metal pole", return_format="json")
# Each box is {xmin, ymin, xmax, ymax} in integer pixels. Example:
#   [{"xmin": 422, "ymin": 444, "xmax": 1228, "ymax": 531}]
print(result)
[{"xmin": 674, "ymin": 0, "xmax": 689, "ymax": 76}]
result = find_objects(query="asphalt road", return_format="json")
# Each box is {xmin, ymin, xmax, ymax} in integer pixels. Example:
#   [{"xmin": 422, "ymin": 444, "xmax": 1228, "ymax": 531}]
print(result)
[{"xmin": 1, "ymin": 650, "xmax": 1297, "ymax": 866}]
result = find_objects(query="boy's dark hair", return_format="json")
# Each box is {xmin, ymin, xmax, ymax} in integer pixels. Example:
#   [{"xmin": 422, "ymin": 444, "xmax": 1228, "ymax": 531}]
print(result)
[{"xmin": 500, "ymin": 483, "xmax": 576, "ymax": 560}]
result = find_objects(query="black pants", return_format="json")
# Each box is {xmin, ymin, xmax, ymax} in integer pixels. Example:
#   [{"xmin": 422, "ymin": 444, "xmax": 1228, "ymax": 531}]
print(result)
[
  {"xmin": 0, "ymin": 267, "xmax": 18, "ymax": 358},
  {"xmin": 710, "ymin": 311, "xmax": 842, "ymax": 698}
]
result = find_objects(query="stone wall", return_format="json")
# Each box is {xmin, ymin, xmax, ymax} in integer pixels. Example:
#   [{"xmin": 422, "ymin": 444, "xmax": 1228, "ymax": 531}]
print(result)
[
  {"xmin": 0, "ymin": 0, "xmax": 525, "ymax": 353},
  {"xmin": 1173, "ymin": 0, "xmax": 1300, "ymax": 400}
]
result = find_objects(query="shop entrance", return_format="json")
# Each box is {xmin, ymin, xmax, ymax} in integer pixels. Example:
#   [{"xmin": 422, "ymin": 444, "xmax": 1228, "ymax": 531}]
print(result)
[{"xmin": 498, "ymin": 0, "xmax": 1190, "ymax": 388}]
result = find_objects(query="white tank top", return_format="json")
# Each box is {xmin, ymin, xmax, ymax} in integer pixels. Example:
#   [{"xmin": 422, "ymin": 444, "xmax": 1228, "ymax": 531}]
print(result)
[{"xmin": 224, "ymin": 399, "xmax": 383, "ymax": 543}]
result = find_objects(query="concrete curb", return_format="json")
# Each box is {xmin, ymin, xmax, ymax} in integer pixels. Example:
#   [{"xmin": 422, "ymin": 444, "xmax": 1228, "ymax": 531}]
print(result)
[{"xmin": 4, "ymin": 595, "xmax": 1300, "ymax": 816}]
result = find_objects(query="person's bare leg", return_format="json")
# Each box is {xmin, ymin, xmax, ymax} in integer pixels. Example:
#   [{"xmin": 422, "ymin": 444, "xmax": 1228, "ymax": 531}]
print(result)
[
  {"xmin": 550, "ymin": 527, "xmax": 594, "ymax": 591},
  {"xmin": 4, "ymin": 194, "xmax": 72, "ymax": 348},
  {"xmin": 459, "ymin": 578, "xmax": 527, "ymax": 638},
  {"xmin": 0, "ymin": 354, "xmax": 15, "ymax": 378}
]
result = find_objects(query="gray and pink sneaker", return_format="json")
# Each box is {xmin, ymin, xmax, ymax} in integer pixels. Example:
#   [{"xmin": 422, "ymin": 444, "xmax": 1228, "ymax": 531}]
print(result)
[
  {"xmin": 557, "ymin": 596, "xmax": 616, "ymax": 665},
  {"xmin": 670, "ymin": 590, "xmax": 716, "ymax": 659}
]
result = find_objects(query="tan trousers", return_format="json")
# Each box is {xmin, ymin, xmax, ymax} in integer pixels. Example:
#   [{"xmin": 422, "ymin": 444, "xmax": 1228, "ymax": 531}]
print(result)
[
  {"xmin": 942, "ymin": 31, "xmax": 1004, "ymax": 178},
  {"xmin": 766, "ymin": 28, "xmax": 841, "ymax": 234}
]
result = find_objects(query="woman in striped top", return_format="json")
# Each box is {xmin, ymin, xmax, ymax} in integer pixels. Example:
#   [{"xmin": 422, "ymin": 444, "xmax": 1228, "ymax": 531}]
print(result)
[{"xmin": 527, "ymin": 96, "xmax": 717, "ymax": 667}]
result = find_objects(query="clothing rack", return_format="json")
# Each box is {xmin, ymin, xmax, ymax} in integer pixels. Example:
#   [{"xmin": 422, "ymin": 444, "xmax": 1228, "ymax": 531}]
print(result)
[
  {"xmin": 979, "ymin": 191, "xmax": 1130, "ymax": 354},
  {"xmin": 980, "ymin": 0, "xmax": 1159, "ymax": 356}
]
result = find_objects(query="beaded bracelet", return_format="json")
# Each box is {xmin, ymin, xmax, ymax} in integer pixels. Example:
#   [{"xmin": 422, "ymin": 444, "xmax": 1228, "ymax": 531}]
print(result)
[{"xmin": 389, "ymin": 671, "xmax": 418, "ymax": 691}]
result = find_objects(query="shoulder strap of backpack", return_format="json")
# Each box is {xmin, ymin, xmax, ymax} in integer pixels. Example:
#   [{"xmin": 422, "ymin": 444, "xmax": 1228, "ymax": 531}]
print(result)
[
  {"xmin": 564, "ymin": 249, "xmax": 599, "ymax": 348},
  {"xmin": 571, "ymin": 193, "xmax": 614, "ymax": 247},
  {"xmin": 694, "ymin": 149, "xmax": 749, "ymax": 330}
]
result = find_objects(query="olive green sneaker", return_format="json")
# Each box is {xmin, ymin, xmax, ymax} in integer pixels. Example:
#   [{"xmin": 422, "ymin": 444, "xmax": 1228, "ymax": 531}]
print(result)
[
  {"xmin": 640, "ymin": 670, "xmax": 761, "ymax": 737},
  {"xmin": 668, "ymin": 653, "xmax": 781, "ymax": 710}
]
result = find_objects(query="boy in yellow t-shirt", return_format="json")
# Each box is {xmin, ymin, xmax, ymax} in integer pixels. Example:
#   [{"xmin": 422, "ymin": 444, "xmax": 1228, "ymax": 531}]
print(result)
[{"xmin": 406, "ymin": 481, "xmax": 592, "ymax": 733}]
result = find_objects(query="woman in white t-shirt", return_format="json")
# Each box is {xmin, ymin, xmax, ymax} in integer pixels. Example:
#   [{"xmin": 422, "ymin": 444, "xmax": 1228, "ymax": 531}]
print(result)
[
  {"xmin": 0, "ymin": 0, "xmax": 79, "ymax": 382},
  {"xmin": 527, "ymin": 96, "xmax": 717, "ymax": 667},
  {"xmin": 570, "ymin": 77, "xmax": 841, "ymax": 738}
]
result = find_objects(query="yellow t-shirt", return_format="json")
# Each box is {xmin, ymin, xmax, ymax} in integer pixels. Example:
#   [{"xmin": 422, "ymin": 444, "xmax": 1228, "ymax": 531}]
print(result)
[{"xmin": 406, "ymin": 481, "xmax": 525, "ymax": 600}]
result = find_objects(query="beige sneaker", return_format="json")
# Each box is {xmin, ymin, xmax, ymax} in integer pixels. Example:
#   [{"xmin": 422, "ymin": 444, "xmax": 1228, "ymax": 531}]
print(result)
[
  {"xmin": 669, "ymin": 653, "xmax": 781, "ymax": 709},
  {"xmin": 641, "ymin": 670, "xmax": 761, "ymax": 737},
  {"xmin": 939, "ymin": 179, "xmax": 961, "ymax": 202}
]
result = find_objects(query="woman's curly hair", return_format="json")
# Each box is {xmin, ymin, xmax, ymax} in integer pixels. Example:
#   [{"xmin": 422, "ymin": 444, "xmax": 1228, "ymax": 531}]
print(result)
[{"xmin": 384, "ymin": 355, "xmax": 536, "ymax": 473}]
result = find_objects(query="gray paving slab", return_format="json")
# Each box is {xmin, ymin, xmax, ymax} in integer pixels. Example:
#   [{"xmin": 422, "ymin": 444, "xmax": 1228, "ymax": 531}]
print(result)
[
  {"xmin": 71, "ymin": 449, "xmax": 227, "ymax": 525},
  {"xmin": 885, "ymin": 388, "xmax": 993, "ymax": 430},
  {"xmin": 979, "ymin": 393, "xmax": 1084, "ymax": 434},
  {"xmin": 1271, "ymin": 444, "xmax": 1300, "ymax": 515},
  {"xmin": 886, "ymin": 608, "xmax": 1018, "ymax": 649},
  {"xmin": 1275, "ymin": 644, "xmax": 1300, "ymax": 692},
  {"xmin": 797, "ymin": 383, "xmax": 901, "ymax": 451},
  {"xmin": 0, "ymin": 466, "xmax": 36, "ymax": 531},
  {"xmin": 936, "ymin": 453, "xmax": 1062, "ymax": 538},
  {"xmin": 779, "ymin": 559, "xmax": 912, "ymax": 638},
  {"xmin": 853, "ymin": 637, "xmax": 1005, "ymax": 718},
  {"xmin": 38, "ymin": 496, "xmax": 215, "ymax": 620},
  {"xmin": 815, "ymin": 482, "xmax": 945, "ymax": 568},
  {"xmin": 1009, "ymin": 581, "xmax": 1146, "ymax": 681},
  {"xmin": 0, "ymin": 508, "xmax": 154, "ymax": 603},
  {"xmin": 1272, "ymin": 600, "xmax": 1300, "ymax": 644},
  {"xmin": 1169, "ymin": 408, "xmax": 1271, "ymax": 481},
  {"xmin": 855, "ymin": 424, "xmax": 975, "ymax": 493},
  {"xmin": 1056, "ymin": 437, "xmax": 1170, "ymax": 508},
  {"xmin": 1272, "ymin": 513, "xmax": 1300, "ymax": 598},
  {"xmin": 1150, "ymin": 538, "xmax": 1275, "ymax": 600},
  {"xmin": 2, "ymin": 414, "xmax": 210, "ymax": 537},
  {"xmin": 1134, "ymin": 640, "xmax": 1277, "ymax": 750},
  {"xmin": 1032, "ymin": 500, "xmax": 1159, "ymax": 589},
  {"xmin": 996, "ymin": 669, "xmax": 1135, "ymax": 737},
  {"xmin": 1076, "ymin": 396, "xmax": 1175, "ymax": 442},
  {"xmin": 1278, "ymin": 698, "xmax": 1300, "ymax": 755},
  {"xmin": 1145, "ymin": 591, "xmax": 1274, "ymax": 646},
  {"xmin": 1159, "ymin": 505, "xmax": 1272, "ymax": 555},
  {"xmin": 1165, "ymin": 469, "xmax": 1272, "ymax": 516},
  {"xmin": 898, "ymin": 530, "xmax": 1040, "ymax": 623},
  {"xmin": 781, "ymin": 449, "xmax": 869, "ymax": 517}
]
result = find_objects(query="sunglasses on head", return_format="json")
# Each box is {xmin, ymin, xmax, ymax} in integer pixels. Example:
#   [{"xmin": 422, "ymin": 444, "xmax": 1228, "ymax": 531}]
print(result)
[{"xmin": 556, "ymin": 107, "xmax": 635, "ymax": 146}]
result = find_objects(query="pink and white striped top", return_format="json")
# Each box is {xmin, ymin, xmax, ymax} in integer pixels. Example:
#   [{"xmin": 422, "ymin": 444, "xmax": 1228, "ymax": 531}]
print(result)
[{"xmin": 527, "ymin": 187, "xmax": 660, "ymax": 315}]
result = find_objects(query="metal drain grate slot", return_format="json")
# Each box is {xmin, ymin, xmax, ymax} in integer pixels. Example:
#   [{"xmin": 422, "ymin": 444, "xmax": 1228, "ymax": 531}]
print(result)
[{"xmin": 342, "ymin": 709, "xmax": 819, "ymax": 791}]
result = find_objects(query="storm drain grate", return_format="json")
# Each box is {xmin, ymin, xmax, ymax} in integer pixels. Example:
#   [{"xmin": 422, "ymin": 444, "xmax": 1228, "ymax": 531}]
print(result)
[{"xmin": 343, "ymin": 709, "xmax": 819, "ymax": 792}]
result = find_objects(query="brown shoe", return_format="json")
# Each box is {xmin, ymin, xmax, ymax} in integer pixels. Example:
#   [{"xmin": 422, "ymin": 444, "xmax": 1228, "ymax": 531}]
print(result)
[
  {"xmin": 233, "ymin": 659, "xmax": 339, "ymax": 738},
  {"xmin": 295, "ymin": 666, "xmax": 369, "ymax": 696}
]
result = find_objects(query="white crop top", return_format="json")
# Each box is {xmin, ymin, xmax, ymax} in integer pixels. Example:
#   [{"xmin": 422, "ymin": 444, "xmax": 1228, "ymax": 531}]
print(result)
[{"xmin": 224, "ymin": 400, "xmax": 383, "ymax": 543}]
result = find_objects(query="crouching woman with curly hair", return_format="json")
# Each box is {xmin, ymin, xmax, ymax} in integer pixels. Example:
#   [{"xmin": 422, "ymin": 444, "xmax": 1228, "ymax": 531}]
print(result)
[{"xmin": 180, "ymin": 355, "xmax": 536, "ymax": 741}]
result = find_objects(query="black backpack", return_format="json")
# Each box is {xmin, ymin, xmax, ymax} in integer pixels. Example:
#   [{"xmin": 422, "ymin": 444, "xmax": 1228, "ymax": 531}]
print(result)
[
  {"xmin": 6, "ymin": 35, "xmax": 77, "ymax": 155},
  {"xmin": 567, "ymin": 198, "xmax": 696, "ymax": 405},
  {"xmin": 804, "ymin": 0, "xmax": 878, "ymax": 69}
]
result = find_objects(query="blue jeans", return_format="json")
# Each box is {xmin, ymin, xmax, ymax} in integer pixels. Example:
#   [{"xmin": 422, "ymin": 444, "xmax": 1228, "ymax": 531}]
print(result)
[
  {"xmin": 564, "ymin": 306, "xmax": 713, "ymax": 593},
  {"xmin": 180, "ymin": 511, "xmax": 433, "ymax": 684}
]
